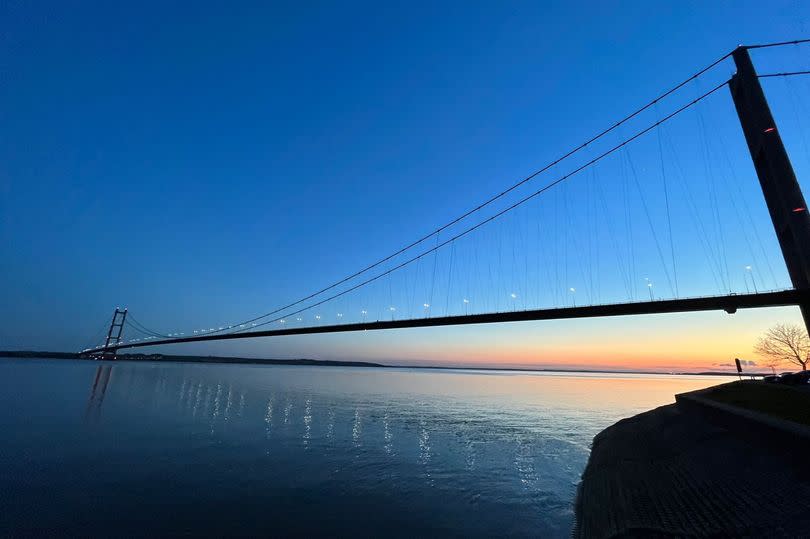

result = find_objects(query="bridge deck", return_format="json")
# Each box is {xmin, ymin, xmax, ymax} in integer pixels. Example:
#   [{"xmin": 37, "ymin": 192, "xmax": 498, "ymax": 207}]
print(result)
[{"xmin": 84, "ymin": 289, "xmax": 806, "ymax": 354}]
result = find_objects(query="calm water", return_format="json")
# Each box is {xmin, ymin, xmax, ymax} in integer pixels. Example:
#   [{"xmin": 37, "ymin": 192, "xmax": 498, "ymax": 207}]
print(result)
[{"xmin": 0, "ymin": 358, "xmax": 721, "ymax": 537}]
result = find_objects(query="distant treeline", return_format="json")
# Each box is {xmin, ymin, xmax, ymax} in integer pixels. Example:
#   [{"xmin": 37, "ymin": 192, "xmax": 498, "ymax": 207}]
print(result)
[
  {"xmin": 0, "ymin": 350, "xmax": 385, "ymax": 368},
  {"xmin": 1, "ymin": 351, "xmax": 80, "ymax": 359}
]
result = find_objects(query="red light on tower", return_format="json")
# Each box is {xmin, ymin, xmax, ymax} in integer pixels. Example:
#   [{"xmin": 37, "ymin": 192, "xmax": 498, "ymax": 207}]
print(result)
[
  {"xmin": 764, "ymin": 127, "xmax": 776, "ymax": 133},
  {"xmin": 793, "ymin": 207, "xmax": 806, "ymax": 213}
]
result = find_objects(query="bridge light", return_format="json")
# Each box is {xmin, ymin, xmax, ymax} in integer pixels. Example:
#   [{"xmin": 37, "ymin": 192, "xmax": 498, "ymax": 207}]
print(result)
[
  {"xmin": 361, "ymin": 310, "xmax": 367, "ymax": 314},
  {"xmin": 296, "ymin": 317, "xmax": 302, "ymax": 321},
  {"xmin": 280, "ymin": 319, "xmax": 285, "ymax": 323},
  {"xmin": 569, "ymin": 287, "xmax": 576, "ymax": 292},
  {"xmin": 389, "ymin": 306, "xmax": 396, "ymax": 311},
  {"xmin": 315, "ymin": 315, "xmax": 321, "ymax": 320},
  {"xmin": 423, "ymin": 303, "xmax": 430, "ymax": 308},
  {"xmin": 510, "ymin": 293, "xmax": 517, "ymax": 299},
  {"xmin": 337, "ymin": 313, "xmax": 343, "ymax": 318}
]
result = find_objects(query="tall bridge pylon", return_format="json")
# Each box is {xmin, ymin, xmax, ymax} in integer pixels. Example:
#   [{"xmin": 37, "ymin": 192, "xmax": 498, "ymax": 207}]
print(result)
[
  {"xmin": 729, "ymin": 46, "xmax": 810, "ymax": 333},
  {"xmin": 92, "ymin": 308, "xmax": 127, "ymax": 359}
]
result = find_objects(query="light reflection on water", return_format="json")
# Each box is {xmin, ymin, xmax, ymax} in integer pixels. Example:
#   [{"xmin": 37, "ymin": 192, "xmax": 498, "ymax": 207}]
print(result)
[{"xmin": 0, "ymin": 358, "xmax": 721, "ymax": 537}]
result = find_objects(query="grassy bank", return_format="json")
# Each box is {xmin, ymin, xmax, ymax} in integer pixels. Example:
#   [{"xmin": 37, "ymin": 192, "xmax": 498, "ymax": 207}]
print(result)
[{"xmin": 699, "ymin": 380, "xmax": 810, "ymax": 427}]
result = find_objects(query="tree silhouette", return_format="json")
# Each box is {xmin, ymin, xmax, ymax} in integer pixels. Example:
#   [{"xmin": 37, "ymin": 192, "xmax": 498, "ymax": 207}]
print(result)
[{"xmin": 754, "ymin": 323, "xmax": 809, "ymax": 372}]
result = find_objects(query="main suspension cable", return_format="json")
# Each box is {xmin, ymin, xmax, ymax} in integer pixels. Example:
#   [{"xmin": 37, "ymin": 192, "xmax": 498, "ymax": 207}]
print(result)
[
  {"xmin": 745, "ymin": 38, "xmax": 810, "ymax": 50},
  {"xmin": 196, "ymin": 51, "xmax": 738, "ymax": 336},
  {"xmin": 139, "ymin": 38, "xmax": 810, "ymax": 340},
  {"xmin": 238, "ymin": 80, "xmax": 730, "ymax": 332},
  {"xmin": 126, "ymin": 315, "xmax": 171, "ymax": 339}
]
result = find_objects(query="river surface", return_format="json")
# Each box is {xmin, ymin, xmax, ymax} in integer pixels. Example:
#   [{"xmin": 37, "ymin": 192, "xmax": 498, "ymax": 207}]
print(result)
[{"xmin": 0, "ymin": 358, "xmax": 722, "ymax": 537}]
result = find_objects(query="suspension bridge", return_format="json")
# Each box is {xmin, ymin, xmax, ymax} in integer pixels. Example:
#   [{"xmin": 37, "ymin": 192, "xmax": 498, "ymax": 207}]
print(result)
[{"xmin": 82, "ymin": 42, "xmax": 810, "ymax": 358}]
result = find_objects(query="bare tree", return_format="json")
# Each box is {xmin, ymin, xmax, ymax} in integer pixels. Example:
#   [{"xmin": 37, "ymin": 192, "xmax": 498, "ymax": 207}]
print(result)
[{"xmin": 754, "ymin": 323, "xmax": 809, "ymax": 372}]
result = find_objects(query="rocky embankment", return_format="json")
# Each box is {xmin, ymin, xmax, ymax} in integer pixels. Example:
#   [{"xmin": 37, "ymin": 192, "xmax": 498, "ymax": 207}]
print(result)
[{"xmin": 574, "ymin": 392, "xmax": 810, "ymax": 537}]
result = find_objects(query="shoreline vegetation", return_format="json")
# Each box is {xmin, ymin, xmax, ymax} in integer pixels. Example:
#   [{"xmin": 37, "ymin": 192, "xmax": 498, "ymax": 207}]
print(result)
[{"xmin": 1, "ymin": 350, "xmax": 752, "ymax": 376}]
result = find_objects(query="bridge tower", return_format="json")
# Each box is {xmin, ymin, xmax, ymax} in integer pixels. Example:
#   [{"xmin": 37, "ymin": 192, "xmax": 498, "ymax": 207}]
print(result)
[
  {"xmin": 729, "ymin": 46, "xmax": 810, "ymax": 333},
  {"xmin": 98, "ymin": 307, "xmax": 127, "ymax": 359}
]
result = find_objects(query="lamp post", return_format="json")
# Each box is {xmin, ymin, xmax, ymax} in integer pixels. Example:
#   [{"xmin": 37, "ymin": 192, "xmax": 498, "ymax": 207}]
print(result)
[
  {"xmin": 745, "ymin": 265, "xmax": 758, "ymax": 294},
  {"xmin": 644, "ymin": 278, "xmax": 654, "ymax": 301}
]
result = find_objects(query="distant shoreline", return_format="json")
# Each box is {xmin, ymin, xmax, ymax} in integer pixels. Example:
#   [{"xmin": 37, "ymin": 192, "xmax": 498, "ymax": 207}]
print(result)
[
  {"xmin": 0, "ymin": 351, "xmax": 383, "ymax": 369},
  {"xmin": 0, "ymin": 350, "xmax": 755, "ymax": 376}
]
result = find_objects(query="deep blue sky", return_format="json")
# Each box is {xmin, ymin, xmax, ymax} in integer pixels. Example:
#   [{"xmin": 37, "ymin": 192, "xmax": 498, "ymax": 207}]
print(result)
[{"xmin": 2, "ymin": 1, "xmax": 809, "ymax": 368}]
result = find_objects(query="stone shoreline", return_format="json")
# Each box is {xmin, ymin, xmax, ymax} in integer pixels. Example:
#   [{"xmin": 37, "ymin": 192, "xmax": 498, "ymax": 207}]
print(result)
[{"xmin": 573, "ymin": 398, "xmax": 810, "ymax": 537}]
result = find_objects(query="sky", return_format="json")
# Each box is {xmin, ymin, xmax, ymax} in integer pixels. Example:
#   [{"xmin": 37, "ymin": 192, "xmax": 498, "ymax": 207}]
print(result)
[{"xmin": 2, "ymin": 0, "xmax": 810, "ymax": 371}]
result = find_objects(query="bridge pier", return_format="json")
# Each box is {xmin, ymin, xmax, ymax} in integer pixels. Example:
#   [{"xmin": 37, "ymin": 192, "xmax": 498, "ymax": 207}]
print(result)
[{"xmin": 730, "ymin": 46, "xmax": 810, "ymax": 335}]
